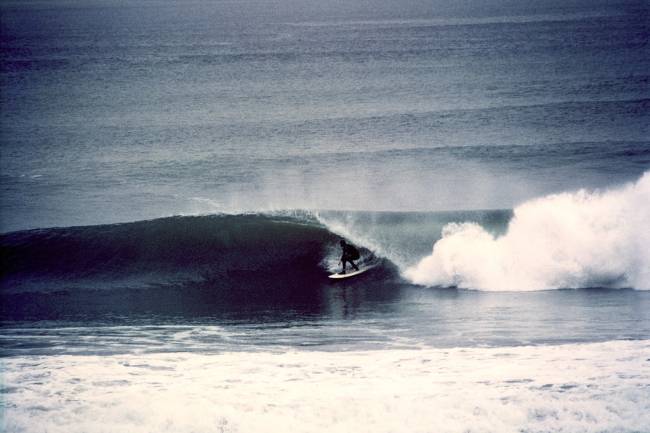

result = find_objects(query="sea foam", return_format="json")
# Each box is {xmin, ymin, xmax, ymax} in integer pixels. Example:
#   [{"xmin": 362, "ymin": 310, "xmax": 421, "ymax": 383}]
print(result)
[
  {"xmin": 2, "ymin": 341, "xmax": 649, "ymax": 433},
  {"xmin": 405, "ymin": 171, "xmax": 650, "ymax": 290}
]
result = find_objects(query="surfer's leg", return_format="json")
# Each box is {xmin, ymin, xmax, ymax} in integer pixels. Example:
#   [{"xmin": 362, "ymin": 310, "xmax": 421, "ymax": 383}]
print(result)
[{"xmin": 352, "ymin": 260, "xmax": 359, "ymax": 271}]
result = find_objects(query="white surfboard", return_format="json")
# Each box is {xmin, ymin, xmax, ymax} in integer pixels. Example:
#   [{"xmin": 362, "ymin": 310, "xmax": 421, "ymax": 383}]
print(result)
[{"xmin": 328, "ymin": 265, "xmax": 375, "ymax": 280}]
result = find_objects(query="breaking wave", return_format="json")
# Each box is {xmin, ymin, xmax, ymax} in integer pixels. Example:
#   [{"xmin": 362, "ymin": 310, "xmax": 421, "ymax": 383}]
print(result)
[
  {"xmin": 405, "ymin": 172, "xmax": 650, "ymax": 290},
  {"xmin": 2, "ymin": 171, "xmax": 649, "ymax": 306},
  {"xmin": 0, "ymin": 212, "xmax": 385, "ymax": 295}
]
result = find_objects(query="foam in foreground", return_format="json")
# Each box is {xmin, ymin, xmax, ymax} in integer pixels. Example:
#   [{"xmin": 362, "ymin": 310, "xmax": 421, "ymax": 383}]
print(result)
[{"xmin": 2, "ymin": 341, "xmax": 649, "ymax": 433}]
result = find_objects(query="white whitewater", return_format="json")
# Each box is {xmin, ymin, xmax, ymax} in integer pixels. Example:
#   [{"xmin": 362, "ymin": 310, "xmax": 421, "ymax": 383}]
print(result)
[
  {"xmin": 3, "ymin": 341, "xmax": 649, "ymax": 433},
  {"xmin": 405, "ymin": 171, "xmax": 650, "ymax": 291}
]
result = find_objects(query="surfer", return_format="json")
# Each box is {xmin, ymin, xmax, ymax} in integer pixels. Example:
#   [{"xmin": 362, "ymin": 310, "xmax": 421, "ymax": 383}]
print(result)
[{"xmin": 339, "ymin": 239, "xmax": 360, "ymax": 274}]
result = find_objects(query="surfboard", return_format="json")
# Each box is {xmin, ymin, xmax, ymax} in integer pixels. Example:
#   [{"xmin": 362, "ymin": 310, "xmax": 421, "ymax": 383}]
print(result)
[{"xmin": 328, "ymin": 265, "xmax": 375, "ymax": 280}]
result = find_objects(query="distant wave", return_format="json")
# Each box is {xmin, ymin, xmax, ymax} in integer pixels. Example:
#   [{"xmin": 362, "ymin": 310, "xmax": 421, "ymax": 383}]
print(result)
[
  {"xmin": 284, "ymin": 11, "xmax": 627, "ymax": 28},
  {"xmin": 233, "ymin": 98, "xmax": 650, "ymax": 131},
  {"xmin": 405, "ymin": 171, "xmax": 650, "ymax": 290}
]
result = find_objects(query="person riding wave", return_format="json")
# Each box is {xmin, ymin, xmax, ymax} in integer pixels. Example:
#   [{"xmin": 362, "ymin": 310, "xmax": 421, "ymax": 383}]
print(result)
[{"xmin": 339, "ymin": 239, "xmax": 360, "ymax": 274}]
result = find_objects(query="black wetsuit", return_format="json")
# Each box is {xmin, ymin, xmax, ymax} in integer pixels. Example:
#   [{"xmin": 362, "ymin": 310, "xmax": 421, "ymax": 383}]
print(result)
[{"xmin": 341, "ymin": 244, "xmax": 360, "ymax": 273}]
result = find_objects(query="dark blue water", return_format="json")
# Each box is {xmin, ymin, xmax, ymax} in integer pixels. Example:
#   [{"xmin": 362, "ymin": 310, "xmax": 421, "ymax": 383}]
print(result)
[{"xmin": 2, "ymin": 288, "xmax": 650, "ymax": 356}]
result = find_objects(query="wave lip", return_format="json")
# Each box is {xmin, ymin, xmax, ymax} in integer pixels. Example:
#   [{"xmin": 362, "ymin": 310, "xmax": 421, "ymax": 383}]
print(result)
[{"xmin": 405, "ymin": 171, "xmax": 650, "ymax": 291}]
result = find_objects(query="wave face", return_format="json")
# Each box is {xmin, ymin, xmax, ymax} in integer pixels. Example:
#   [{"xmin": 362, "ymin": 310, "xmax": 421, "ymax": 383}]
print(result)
[
  {"xmin": 0, "ymin": 212, "xmax": 398, "ymax": 321},
  {"xmin": 0, "ymin": 213, "xmax": 365, "ymax": 293},
  {"xmin": 405, "ymin": 172, "xmax": 650, "ymax": 291}
]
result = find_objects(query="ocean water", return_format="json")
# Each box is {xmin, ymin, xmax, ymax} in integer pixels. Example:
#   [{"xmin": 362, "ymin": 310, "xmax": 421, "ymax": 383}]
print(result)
[{"xmin": 1, "ymin": 0, "xmax": 650, "ymax": 431}]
